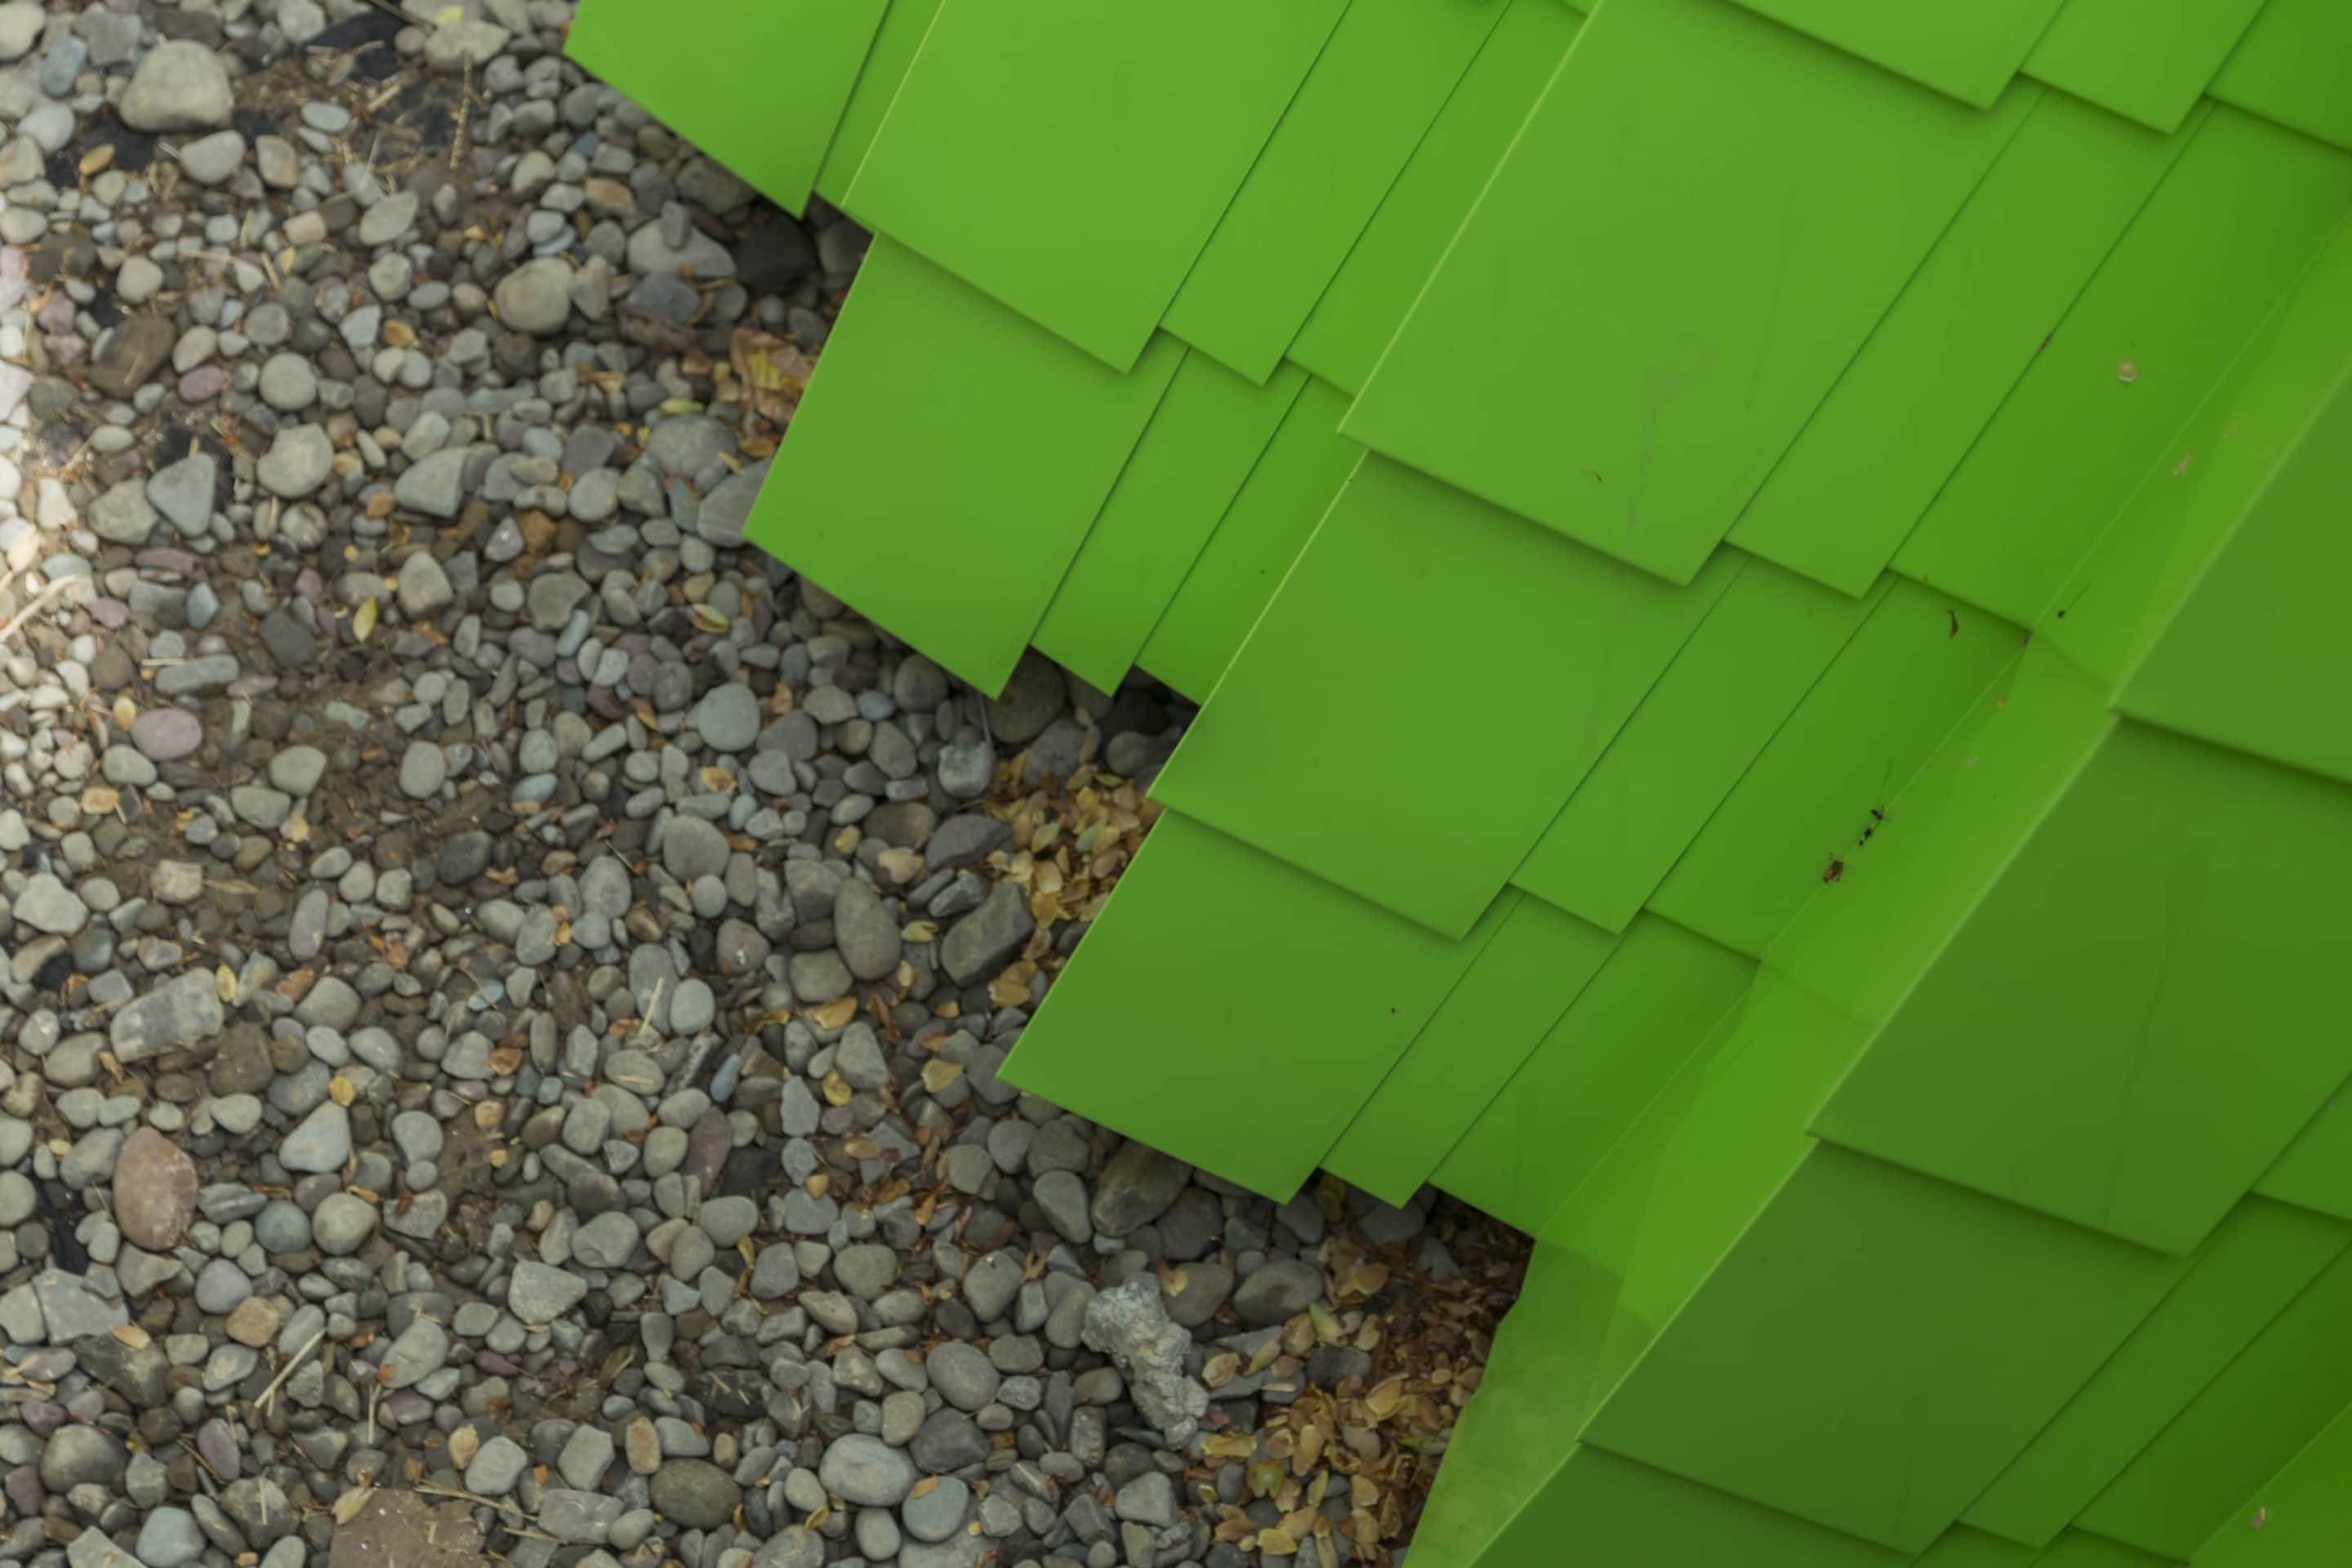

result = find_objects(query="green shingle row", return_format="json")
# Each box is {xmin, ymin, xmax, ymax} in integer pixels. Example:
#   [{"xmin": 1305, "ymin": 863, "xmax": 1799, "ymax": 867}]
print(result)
[{"xmin": 569, "ymin": 0, "xmax": 2352, "ymax": 1561}]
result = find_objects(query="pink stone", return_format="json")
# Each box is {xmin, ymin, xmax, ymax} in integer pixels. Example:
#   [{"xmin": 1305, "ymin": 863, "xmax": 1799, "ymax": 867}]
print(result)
[
  {"xmin": 113, "ymin": 1127, "xmax": 199, "ymax": 1252},
  {"xmin": 178, "ymin": 364, "xmax": 229, "ymax": 403}
]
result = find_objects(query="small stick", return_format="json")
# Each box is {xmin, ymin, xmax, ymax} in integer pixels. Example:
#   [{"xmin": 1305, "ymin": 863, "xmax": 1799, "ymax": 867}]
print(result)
[
  {"xmin": 256, "ymin": 1326, "xmax": 327, "ymax": 1416},
  {"xmin": 0, "ymin": 578, "xmax": 72, "ymax": 648}
]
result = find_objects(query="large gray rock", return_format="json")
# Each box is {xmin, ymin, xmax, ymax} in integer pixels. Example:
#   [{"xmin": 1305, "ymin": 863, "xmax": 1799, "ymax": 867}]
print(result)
[
  {"xmin": 1089, "ymin": 1141, "xmax": 1191, "ymax": 1236},
  {"xmin": 648, "ymin": 1459, "xmax": 740, "ymax": 1528},
  {"xmin": 496, "ymin": 256, "xmax": 572, "ymax": 335},
  {"xmin": 111, "ymin": 971, "xmax": 225, "ymax": 1062},
  {"xmin": 119, "ymin": 41, "xmax": 234, "ymax": 131},
  {"xmin": 256, "ymin": 424, "xmax": 332, "ymax": 499},
  {"xmin": 817, "ymin": 1434, "xmax": 915, "ymax": 1506},
  {"xmin": 939, "ymin": 882, "xmax": 1034, "ymax": 984},
  {"xmin": 1080, "ymin": 1272, "xmax": 1208, "ymax": 1446},
  {"xmin": 394, "ymin": 448, "xmax": 470, "ymax": 519}
]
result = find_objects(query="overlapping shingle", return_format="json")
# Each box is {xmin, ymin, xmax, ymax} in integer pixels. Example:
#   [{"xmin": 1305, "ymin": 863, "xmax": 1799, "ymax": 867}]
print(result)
[{"xmin": 575, "ymin": 0, "xmax": 2352, "ymax": 1559}]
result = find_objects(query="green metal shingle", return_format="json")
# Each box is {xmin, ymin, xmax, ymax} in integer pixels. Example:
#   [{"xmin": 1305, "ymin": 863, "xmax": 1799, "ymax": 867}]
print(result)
[
  {"xmin": 2208, "ymin": 0, "xmax": 2352, "ymax": 154},
  {"xmin": 1031, "ymin": 356, "xmax": 1307, "ymax": 694},
  {"xmin": 1152, "ymin": 458, "xmax": 1740, "ymax": 939},
  {"xmin": 1287, "ymin": 0, "xmax": 1580, "ymax": 395},
  {"xmin": 2026, "ymin": 1533, "xmax": 2180, "ymax": 1568},
  {"xmin": 843, "ymin": 0, "xmax": 1348, "ymax": 369},
  {"xmin": 1339, "ymin": 0, "xmax": 2032, "ymax": 584},
  {"xmin": 1430, "ymin": 915, "xmax": 1753, "ymax": 1236},
  {"xmin": 2254, "ymin": 1081, "xmax": 2352, "ymax": 1222},
  {"xmin": 1811, "ymin": 719, "xmax": 2352, "ymax": 1256},
  {"xmin": 2022, "ymin": 0, "xmax": 2267, "ymax": 134},
  {"xmin": 1513, "ymin": 558, "xmax": 1882, "ymax": 933},
  {"xmin": 1325, "ymin": 893, "xmax": 1619, "ymax": 1209},
  {"xmin": 813, "ymin": 0, "xmax": 944, "ymax": 212},
  {"xmin": 1585, "ymin": 1142, "xmax": 2185, "ymax": 1554},
  {"xmin": 2078, "ymin": 1244, "xmax": 2352, "ymax": 1557},
  {"xmin": 1001, "ymin": 812, "xmax": 1513, "ymax": 1200},
  {"xmin": 1914, "ymin": 1528, "xmax": 2041, "ymax": 1566},
  {"xmin": 1646, "ymin": 578, "xmax": 2022, "ymax": 960},
  {"xmin": 1892, "ymin": 107, "xmax": 2352, "ymax": 626},
  {"xmin": 1724, "ymin": 0, "xmax": 2063, "ymax": 108},
  {"xmin": 2188, "ymin": 1400, "xmax": 2352, "ymax": 1564},
  {"xmin": 1728, "ymin": 90, "xmax": 2188, "ymax": 597},
  {"xmin": 2117, "ymin": 362, "xmax": 2352, "ymax": 789},
  {"xmin": 750, "ymin": 238, "xmax": 1181, "ymax": 696},
  {"xmin": 1136, "ymin": 376, "xmax": 1360, "ymax": 702},
  {"xmin": 1962, "ymin": 1198, "xmax": 2349, "ymax": 1549},
  {"xmin": 1158, "ymin": 0, "xmax": 1505, "ymax": 384},
  {"xmin": 1478, "ymin": 1443, "xmax": 1913, "ymax": 1568},
  {"xmin": 565, "ymin": 0, "xmax": 883, "ymax": 215},
  {"xmin": 2041, "ymin": 210, "xmax": 2352, "ymax": 693}
]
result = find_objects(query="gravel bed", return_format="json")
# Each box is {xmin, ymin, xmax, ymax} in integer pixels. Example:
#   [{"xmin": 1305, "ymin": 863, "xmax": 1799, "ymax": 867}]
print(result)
[{"xmin": 0, "ymin": 7, "xmax": 1530, "ymax": 1568}]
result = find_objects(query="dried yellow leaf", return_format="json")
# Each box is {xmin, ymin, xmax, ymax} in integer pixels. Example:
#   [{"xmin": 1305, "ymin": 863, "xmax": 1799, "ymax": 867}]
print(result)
[
  {"xmin": 1203, "ymin": 1352, "xmax": 1239, "ymax": 1390},
  {"xmin": 920, "ymin": 1059, "xmax": 963, "ymax": 1094},
  {"xmin": 1365, "ymin": 1377, "xmax": 1406, "ymax": 1421},
  {"xmin": 901, "ymin": 920, "xmax": 938, "ymax": 943},
  {"xmin": 110, "ymin": 1324, "xmax": 151, "ymax": 1349},
  {"xmin": 215, "ymin": 964, "xmax": 238, "ymax": 1004},
  {"xmin": 1254, "ymin": 1529, "xmax": 1298, "ymax": 1555},
  {"xmin": 448, "ymin": 1426, "xmax": 480, "ymax": 1469},
  {"xmin": 1309, "ymin": 1302, "xmax": 1343, "ymax": 1345},
  {"xmin": 908, "ymin": 1477, "xmax": 938, "ymax": 1500},
  {"xmin": 327, "ymin": 1076, "xmax": 357, "ymax": 1107},
  {"xmin": 1247, "ymin": 1459, "xmax": 1285, "ymax": 1499},
  {"xmin": 353, "ymin": 597, "xmax": 379, "ymax": 642},
  {"xmin": 472, "ymin": 1100, "xmax": 503, "ymax": 1129},
  {"xmin": 1245, "ymin": 1336, "xmax": 1284, "ymax": 1377},
  {"xmin": 331, "ymin": 1487, "xmax": 373, "ymax": 1526},
  {"xmin": 1201, "ymin": 1432, "xmax": 1256, "ymax": 1459},
  {"xmin": 821, "ymin": 1069, "xmax": 854, "ymax": 1107},
  {"xmin": 810, "ymin": 996, "xmax": 858, "ymax": 1031},
  {"xmin": 80, "ymin": 145, "xmax": 114, "ymax": 176}
]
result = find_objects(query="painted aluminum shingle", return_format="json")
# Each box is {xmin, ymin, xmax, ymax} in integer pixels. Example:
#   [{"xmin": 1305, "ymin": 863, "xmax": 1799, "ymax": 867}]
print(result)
[{"xmin": 572, "ymin": 0, "xmax": 2352, "ymax": 1561}]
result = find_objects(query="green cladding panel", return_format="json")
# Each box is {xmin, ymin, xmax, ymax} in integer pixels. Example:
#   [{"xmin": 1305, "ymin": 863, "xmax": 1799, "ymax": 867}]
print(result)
[
  {"xmin": 1031, "ymin": 356, "xmax": 1307, "ymax": 696},
  {"xmin": 1153, "ymin": 457, "xmax": 1739, "ymax": 939},
  {"xmin": 1288, "ymin": 0, "xmax": 1582, "ymax": 395},
  {"xmin": 844, "ymin": 0, "xmax": 1348, "ymax": 369},
  {"xmin": 1811, "ymin": 721, "xmax": 2352, "ymax": 1256},
  {"xmin": 1342, "ymin": 0, "xmax": 2031, "ymax": 584},
  {"xmin": 750, "ymin": 238, "xmax": 1179, "ymax": 696},
  {"xmin": 1134, "ymin": 376, "xmax": 1361, "ymax": 703},
  {"xmin": 999, "ymin": 812, "xmax": 1513, "ymax": 1202},
  {"xmin": 2021, "ymin": 0, "xmax": 2267, "ymax": 134},
  {"xmin": 1159, "ymin": 0, "xmax": 1506, "ymax": 384},
  {"xmin": 1325, "ymin": 894, "xmax": 1621, "ymax": 1209},
  {"xmin": 572, "ymin": 2, "xmax": 2352, "ymax": 1564},
  {"xmin": 565, "ymin": 0, "xmax": 883, "ymax": 215}
]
